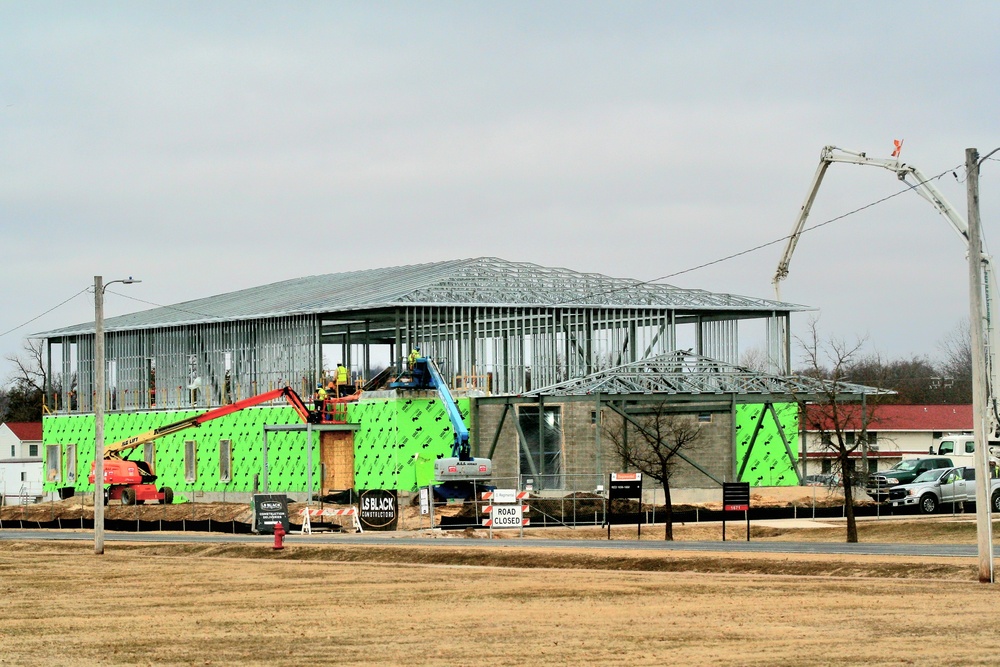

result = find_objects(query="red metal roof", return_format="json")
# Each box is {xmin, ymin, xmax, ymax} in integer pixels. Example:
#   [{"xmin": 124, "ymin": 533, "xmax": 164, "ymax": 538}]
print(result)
[
  {"xmin": 803, "ymin": 404, "xmax": 972, "ymax": 433},
  {"xmin": 4, "ymin": 422, "xmax": 42, "ymax": 441}
]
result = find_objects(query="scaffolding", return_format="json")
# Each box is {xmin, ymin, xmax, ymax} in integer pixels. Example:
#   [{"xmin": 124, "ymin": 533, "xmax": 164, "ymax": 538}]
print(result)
[{"xmin": 36, "ymin": 258, "xmax": 807, "ymax": 414}]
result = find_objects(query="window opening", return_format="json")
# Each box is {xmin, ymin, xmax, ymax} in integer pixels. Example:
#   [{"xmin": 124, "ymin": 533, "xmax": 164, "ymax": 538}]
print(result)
[
  {"xmin": 219, "ymin": 439, "xmax": 232, "ymax": 483},
  {"xmin": 517, "ymin": 405, "xmax": 563, "ymax": 490},
  {"xmin": 45, "ymin": 445, "xmax": 61, "ymax": 483},
  {"xmin": 66, "ymin": 444, "xmax": 77, "ymax": 483},
  {"xmin": 184, "ymin": 440, "xmax": 197, "ymax": 482}
]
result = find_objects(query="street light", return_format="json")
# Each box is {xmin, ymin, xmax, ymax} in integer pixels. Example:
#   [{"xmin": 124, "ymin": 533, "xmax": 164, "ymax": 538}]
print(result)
[
  {"xmin": 966, "ymin": 147, "xmax": 1000, "ymax": 583},
  {"xmin": 94, "ymin": 275, "xmax": 140, "ymax": 555}
]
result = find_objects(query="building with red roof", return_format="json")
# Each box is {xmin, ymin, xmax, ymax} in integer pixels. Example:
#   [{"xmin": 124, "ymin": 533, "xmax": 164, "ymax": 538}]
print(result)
[
  {"xmin": 802, "ymin": 404, "xmax": 974, "ymax": 477},
  {"xmin": 0, "ymin": 421, "xmax": 44, "ymax": 504}
]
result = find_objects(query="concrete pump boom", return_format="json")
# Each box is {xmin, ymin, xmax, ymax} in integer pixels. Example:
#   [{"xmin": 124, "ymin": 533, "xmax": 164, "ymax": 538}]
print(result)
[{"xmin": 774, "ymin": 145, "xmax": 1000, "ymax": 439}]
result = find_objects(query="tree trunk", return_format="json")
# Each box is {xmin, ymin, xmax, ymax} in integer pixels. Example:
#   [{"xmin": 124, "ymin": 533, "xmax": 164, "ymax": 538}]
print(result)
[
  {"xmin": 840, "ymin": 447, "xmax": 858, "ymax": 543},
  {"xmin": 663, "ymin": 480, "xmax": 673, "ymax": 541}
]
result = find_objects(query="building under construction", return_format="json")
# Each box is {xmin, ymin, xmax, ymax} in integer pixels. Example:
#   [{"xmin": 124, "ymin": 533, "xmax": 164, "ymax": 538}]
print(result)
[
  {"xmin": 39, "ymin": 257, "xmax": 801, "ymax": 413},
  {"xmin": 37, "ymin": 257, "xmax": 869, "ymax": 501}
]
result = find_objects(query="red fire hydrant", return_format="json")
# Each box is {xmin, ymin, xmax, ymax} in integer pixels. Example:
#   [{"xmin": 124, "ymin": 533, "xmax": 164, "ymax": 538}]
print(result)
[{"xmin": 272, "ymin": 521, "xmax": 286, "ymax": 550}]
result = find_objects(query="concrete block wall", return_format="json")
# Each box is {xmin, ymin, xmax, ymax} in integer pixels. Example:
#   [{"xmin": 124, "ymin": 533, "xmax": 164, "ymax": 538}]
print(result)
[{"xmin": 474, "ymin": 400, "xmax": 733, "ymax": 490}]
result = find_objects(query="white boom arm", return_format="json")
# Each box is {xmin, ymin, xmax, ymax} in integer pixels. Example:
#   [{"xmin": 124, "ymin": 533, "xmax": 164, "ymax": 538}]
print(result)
[{"xmin": 775, "ymin": 145, "xmax": 1000, "ymax": 438}]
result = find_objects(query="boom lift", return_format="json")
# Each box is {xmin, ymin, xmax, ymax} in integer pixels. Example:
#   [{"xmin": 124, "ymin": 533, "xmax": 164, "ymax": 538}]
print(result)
[
  {"xmin": 89, "ymin": 386, "xmax": 321, "ymax": 505},
  {"xmin": 773, "ymin": 145, "xmax": 1000, "ymax": 440},
  {"xmin": 390, "ymin": 356, "xmax": 492, "ymax": 499}
]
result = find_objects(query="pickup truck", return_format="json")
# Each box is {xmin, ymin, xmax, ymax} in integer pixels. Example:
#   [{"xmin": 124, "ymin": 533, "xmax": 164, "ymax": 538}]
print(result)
[
  {"xmin": 866, "ymin": 457, "xmax": 955, "ymax": 503},
  {"xmin": 885, "ymin": 466, "xmax": 1000, "ymax": 514}
]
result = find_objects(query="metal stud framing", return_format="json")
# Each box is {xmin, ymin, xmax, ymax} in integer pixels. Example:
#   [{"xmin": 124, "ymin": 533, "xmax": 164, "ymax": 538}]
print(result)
[{"xmin": 37, "ymin": 258, "xmax": 805, "ymax": 414}]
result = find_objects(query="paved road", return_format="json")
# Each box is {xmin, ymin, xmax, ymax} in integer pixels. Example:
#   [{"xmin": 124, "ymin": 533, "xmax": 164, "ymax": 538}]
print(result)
[{"xmin": 0, "ymin": 528, "xmax": 990, "ymax": 559}]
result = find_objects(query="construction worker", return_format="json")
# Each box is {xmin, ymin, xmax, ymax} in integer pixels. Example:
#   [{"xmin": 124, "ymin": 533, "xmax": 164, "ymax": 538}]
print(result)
[
  {"xmin": 335, "ymin": 363, "xmax": 350, "ymax": 397},
  {"xmin": 408, "ymin": 346, "xmax": 420, "ymax": 370},
  {"xmin": 314, "ymin": 383, "xmax": 327, "ymax": 415}
]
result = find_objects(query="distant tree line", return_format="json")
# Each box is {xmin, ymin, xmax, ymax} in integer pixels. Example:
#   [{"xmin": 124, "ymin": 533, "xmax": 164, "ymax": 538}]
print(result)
[
  {"xmin": 0, "ymin": 320, "xmax": 978, "ymax": 424},
  {"xmin": 792, "ymin": 320, "xmax": 972, "ymax": 404}
]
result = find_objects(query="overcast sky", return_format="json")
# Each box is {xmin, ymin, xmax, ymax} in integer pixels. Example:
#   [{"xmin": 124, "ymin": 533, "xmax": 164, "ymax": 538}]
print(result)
[{"xmin": 2, "ymin": 1, "xmax": 999, "ymax": 380}]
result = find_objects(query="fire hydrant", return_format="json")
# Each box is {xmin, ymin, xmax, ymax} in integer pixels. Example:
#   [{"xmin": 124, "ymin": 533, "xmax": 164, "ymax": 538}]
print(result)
[{"xmin": 272, "ymin": 521, "xmax": 286, "ymax": 550}]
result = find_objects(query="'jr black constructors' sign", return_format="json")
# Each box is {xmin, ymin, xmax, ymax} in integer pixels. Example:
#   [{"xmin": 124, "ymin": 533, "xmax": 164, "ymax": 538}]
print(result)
[
  {"xmin": 252, "ymin": 494, "xmax": 290, "ymax": 534},
  {"xmin": 359, "ymin": 489, "xmax": 399, "ymax": 531}
]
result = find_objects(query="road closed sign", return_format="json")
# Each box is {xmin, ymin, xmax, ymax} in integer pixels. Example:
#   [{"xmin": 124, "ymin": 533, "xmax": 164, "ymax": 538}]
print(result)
[{"xmin": 484, "ymin": 503, "xmax": 529, "ymax": 528}]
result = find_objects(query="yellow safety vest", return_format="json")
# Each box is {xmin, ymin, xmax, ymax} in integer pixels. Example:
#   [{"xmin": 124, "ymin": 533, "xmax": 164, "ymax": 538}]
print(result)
[{"xmin": 337, "ymin": 366, "xmax": 349, "ymax": 383}]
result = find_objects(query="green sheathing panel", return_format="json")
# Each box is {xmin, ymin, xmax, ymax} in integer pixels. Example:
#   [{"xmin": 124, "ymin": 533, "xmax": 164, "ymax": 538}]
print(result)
[
  {"xmin": 42, "ymin": 406, "xmax": 315, "ymax": 495},
  {"xmin": 349, "ymin": 397, "xmax": 471, "ymax": 492},
  {"xmin": 734, "ymin": 403, "xmax": 799, "ymax": 486}
]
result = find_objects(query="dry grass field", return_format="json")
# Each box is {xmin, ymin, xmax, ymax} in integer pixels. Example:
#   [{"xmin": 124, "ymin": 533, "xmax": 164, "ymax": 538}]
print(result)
[{"xmin": 3, "ymin": 530, "xmax": 1000, "ymax": 667}]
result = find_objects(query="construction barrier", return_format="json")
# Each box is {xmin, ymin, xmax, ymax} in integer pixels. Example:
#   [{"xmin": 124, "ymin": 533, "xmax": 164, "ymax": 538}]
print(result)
[{"xmin": 299, "ymin": 506, "xmax": 362, "ymax": 534}]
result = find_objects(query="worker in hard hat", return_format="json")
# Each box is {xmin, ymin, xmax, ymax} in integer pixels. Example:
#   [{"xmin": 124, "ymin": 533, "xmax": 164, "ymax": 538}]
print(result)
[
  {"xmin": 314, "ymin": 383, "xmax": 328, "ymax": 416},
  {"xmin": 408, "ymin": 346, "xmax": 420, "ymax": 370},
  {"xmin": 335, "ymin": 363, "xmax": 350, "ymax": 398}
]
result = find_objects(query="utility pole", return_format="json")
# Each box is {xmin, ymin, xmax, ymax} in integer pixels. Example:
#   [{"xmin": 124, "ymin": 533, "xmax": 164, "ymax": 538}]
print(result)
[
  {"xmin": 966, "ymin": 148, "xmax": 994, "ymax": 583},
  {"xmin": 94, "ymin": 275, "xmax": 106, "ymax": 555},
  {"xmin": 92, "ymin": 275, "xmax": 140, "ymax": 556}
]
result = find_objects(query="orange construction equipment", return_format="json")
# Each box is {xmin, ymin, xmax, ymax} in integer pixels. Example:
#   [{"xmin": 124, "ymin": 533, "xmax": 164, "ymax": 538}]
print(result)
[{"xmin": 89, "ymin": 387, "xmax": 321, "ymax": 506}]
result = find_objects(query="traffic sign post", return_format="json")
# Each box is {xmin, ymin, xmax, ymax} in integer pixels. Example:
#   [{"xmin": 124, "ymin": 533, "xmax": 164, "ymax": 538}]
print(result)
[
  {"xmin": 608, "ymin": 472, "xmax": 643, "ymax": 540},
  {"xmin": 481, "ymin": 490, "xmax": 530, "ymax": 538},
  {"xmin": 722, "ymin": 482, "xmax": 751, "ymax": 541}
]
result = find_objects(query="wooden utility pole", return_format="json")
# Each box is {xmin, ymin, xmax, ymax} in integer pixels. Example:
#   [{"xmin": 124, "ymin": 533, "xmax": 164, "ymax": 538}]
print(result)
[{"xmin": 965, "ymin": 148, "xmax": 994, "ymax": 583}]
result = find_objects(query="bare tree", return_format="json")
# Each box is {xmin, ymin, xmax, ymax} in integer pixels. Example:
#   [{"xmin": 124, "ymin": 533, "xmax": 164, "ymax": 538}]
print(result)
[
  {"xmin": 936, "ymin": 319, "xmax": 972, "ymax": 403},
  {"xmin": 796, "ymin": 321, "xmax": 875, "ymax": 543},
  {"xmin": 846, "ymin": 354, "xmax": 943, "ymax": 404},
  {"xmin": 3, "ymin": 339, "xmax": 48, "ymax": 421},
  {"xmin": 739, "ymin": 345, "xmax": 770, "ymax": 373},
  {"xmin": 6, "ymin": 339, "xmax": 46, "ymax": 392},
  {"xmin": 603, "ymin": 400, "xmax": 703, "ymax": 540},
  {"xmin": 939, "ymin": 319, "xmax": 972, "ymax": 377}
]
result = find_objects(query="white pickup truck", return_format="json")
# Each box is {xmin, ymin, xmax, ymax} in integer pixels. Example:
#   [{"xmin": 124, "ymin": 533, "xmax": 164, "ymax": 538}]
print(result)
[
  {"xmin": 923, "ymin": 433, "xmax": 1000, "ymax": 469},
  {"xmin": 885, "ymin": 466, "xmax": 1000, "ymax": 514}
]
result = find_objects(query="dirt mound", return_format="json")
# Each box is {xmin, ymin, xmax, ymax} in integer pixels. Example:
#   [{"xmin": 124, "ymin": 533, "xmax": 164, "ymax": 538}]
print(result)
[
  {"xmin": 1, "ymin": 498, "xmax": 346, "ymax": 525},
  {"xmin": 1, "ymin": 487, "xmax": 860, "ymax": 526}
]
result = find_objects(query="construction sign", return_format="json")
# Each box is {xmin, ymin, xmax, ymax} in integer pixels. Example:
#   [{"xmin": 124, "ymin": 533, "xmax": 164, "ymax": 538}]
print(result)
[
  {"xmin": 482, "ymin": 504, "xmax": 530, "ymax": 528},
  {"xmin": 252, "ymin": 494, "xmax": 289, "ymax": 534},
  {"xmin": 609, "ymin": 472, "xmax": 642, "ymax": 499},
  {"xmin": 358, "ymin": 489, "xmax": 398, "ymax": 531}
]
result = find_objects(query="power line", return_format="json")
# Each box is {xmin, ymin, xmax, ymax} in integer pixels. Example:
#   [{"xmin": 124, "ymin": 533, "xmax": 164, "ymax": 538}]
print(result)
[
  {"xmin": 105, "ymin": 289, "xmax": 224, "ymax": 320},
  {"xmin": 0, "ymin": 286, "xmax": 220, "ymax": 344},
  {"xmin": 556, "ymin": 164, "xmax": 962, "ymax": 305},
  {"xmin": 0, "ymin": 287, "xmax": 91, "ymax": 339}
]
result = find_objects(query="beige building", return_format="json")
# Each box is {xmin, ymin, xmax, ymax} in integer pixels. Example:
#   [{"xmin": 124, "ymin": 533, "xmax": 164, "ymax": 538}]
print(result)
[{"xmin": 802, "ymin": 404, "xmax": 973, "ymax": 478}]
